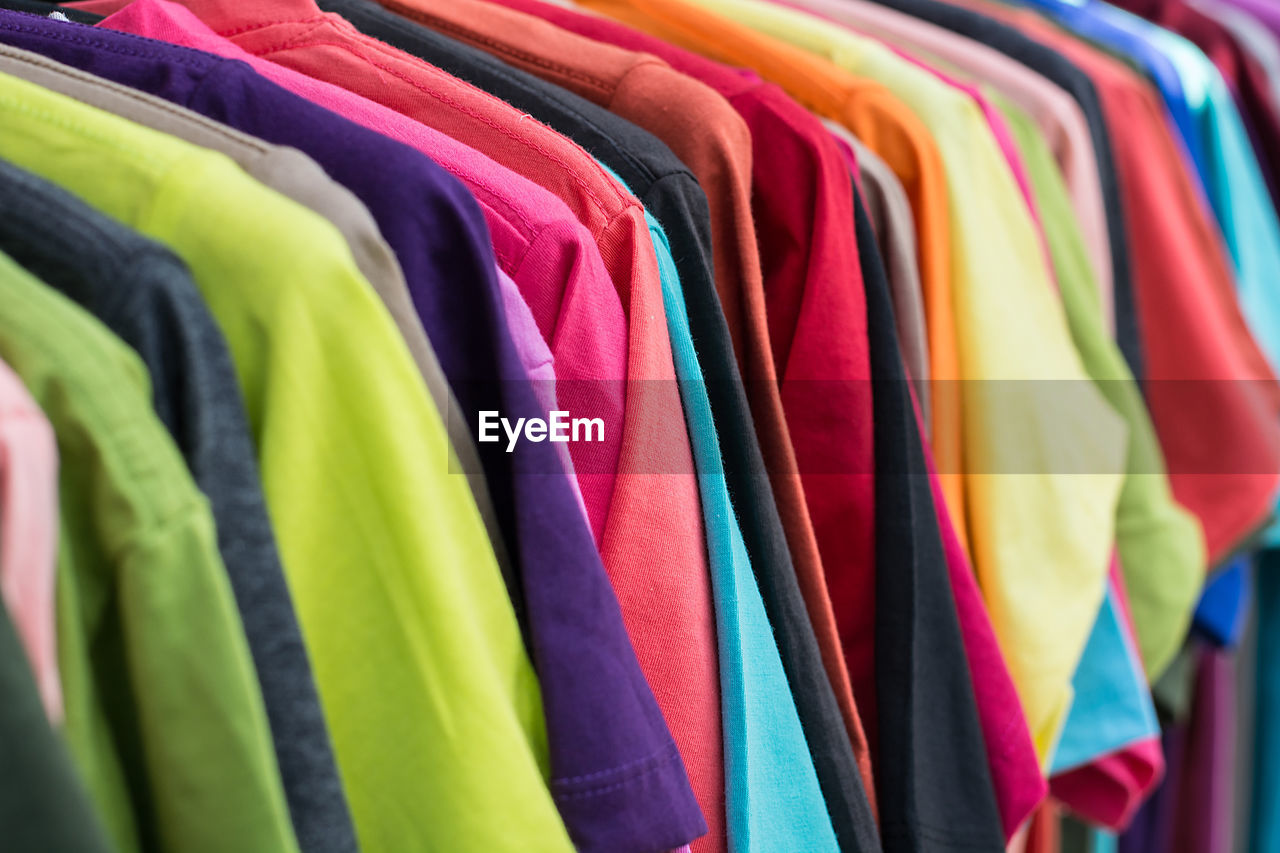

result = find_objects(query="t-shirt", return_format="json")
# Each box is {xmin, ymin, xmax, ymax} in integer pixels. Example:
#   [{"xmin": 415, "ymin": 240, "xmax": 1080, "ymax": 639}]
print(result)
[
  {"xmin": 0, "ymin": 575, "xmax": 112, "ymax": 852},
  {"xmin": 0, "ymin": 10, "xmax": 704, "ymax": 849},
  {"xmin": 0, "ymin": 38, "xmax": 521, "ymax": 588},
  {"xmin": 685, "ymin": 0, "xmax": 1128, "ymax": 768},
  {"xmin": 480, "ymin": 1, "xmax": 884, "ymax": 798},
  {"xmin": 0, "ymin": 156, "xmax": 356, "ymax": 853},
  {"xmin": 570, "ymin": 0, "xmax": 971, "ymax": 581},
  {"xmin": 83, "ymin": 3, "xmax": 724, "ymax": 843},
  {"xmin": 0, "ymin": 353, "xmax": 59, "ymax": 725},
  {"xmin": 0, "ymin": 235, "xmax": 298, "ymax": 853},
  {"xmin": 0, "ymin": 65, "xmax": 575, "ymax": 851},
  {"xmin": 810, "ymin": 0, "xmax": 1115, "ymax": 324},
  {"xmin": 1013, "ymin": 0, "xmax": 1212, "ymax": 194},
  {"xmin": 854, "ymin": 183, "xmax": 1006, "ymax": 852},
  {"xmin": 318, "ymin": 3, "xmax": 875, "ymax": 847},
  {"xmin": 989, "ymin": 90, "xmax": 1183, "ymax": 828},
  {"xmin": 1110, "ymin": 0, "xmax": 1280, "ymax": 212},
  {"xmin": 608, "ymin": 160, "xmax": 841, "ymax": 853},
  {"xmin": 958, "ymin": 0, "xmax": 1280, "ymax": 629},
  {"xmin": 862, "ymin": 0, "xmax": 1144, "ymax": 383}
]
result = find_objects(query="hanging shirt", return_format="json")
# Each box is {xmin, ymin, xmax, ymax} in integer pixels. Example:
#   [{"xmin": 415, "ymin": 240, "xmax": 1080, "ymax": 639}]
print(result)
[
  {"xmin": 481, "ymin": 0, "xmax": 878, "ymax": 797},
  {"xmin": 806, "ymin": 0, "xmax": 1114, "ymax": 324},
  {"xmin": 853, "ymin": 186, "xmax": 1006, "ymax": 852},
  {"xmin": 0, "ymin": 355, "xmax": 59, "ymax": 723},
  {"xmin": 571, "ymin": 0, "xmax": 973, "ymax": 575},
  {"xmin": 1137, "ymin": 19, "xmax": 1280, "ymax": 547},
  {"xmin": 1206, "ymin": 0, "xmax": 1280, "ymax": 117},
  {"xmin": 318, "ymin": 4, "xmax": 875, "ymax": 848},
  {"xmin": 835, "ymin": 111, "xmax": 1043, "ymax": 841},
  {"xmin": 1109, "ymin": 0, "xmax": 1280, "ymax": 210},
  {"xmin": 0, "ymin": 41, "xmax": 526, "ymax": 578},
  {"xmin": 403, "ymin": 0, "xmax": 883, "ymax": 789},
  {"xmin": 686, "ymin": 0, "xmax": 1129, "ymax": 769},
  {"xmin": 1010, "ymin": 0, "xmax": 1213, "ymax": 197},
  {"xmin": 0, "ymin": 216, "xmax": 299, "ymax": 852},
  {"xmin": 81, "ymin": 4, "xmax": 726, "ymax": 844},
  {"xmin": 986, "ymin": 91, "xmax": 1181, "ymax": 829},
  {"xmin": 0, "ymin": 155, "xmax": 356, "ymax": 853},
  {"xmin": 609, "ymin": 160, "xmax": 841, "ymax": 853},
  {"xmin": 7, "ymin": 9, "xmax": 704, "ymax": 850},
  {"xmin": 840, "ymin": 129, "xmax": 931, "ymax": 418},
  {"xmin": 0, "ymin": 571, "xmax": 111, "ymax": 852},
  {"xmin": 317, "ymin": 5, "xmax": 871, "ymax": 848},
  {"xmin": 861, "ymin": 0, "xmax": 1144, "ymax": 384},
  {"xmin": 0, "ymin": 65, "xmax": 576, "ymax": 852},
  {"xmin": 947, "ymin": 0, "xmax": 1280, "ymax": 657},
  {"xmin": 921, "ymin": 411, "xmax": 1048, "ymax": 839}
]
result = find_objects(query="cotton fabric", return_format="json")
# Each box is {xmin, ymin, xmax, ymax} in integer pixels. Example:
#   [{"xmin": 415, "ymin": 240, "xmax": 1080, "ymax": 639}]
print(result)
[
  {"xmin": 0, "ymin": 577, "xmax": 112, "ymax": 852},
  {"xmin": 6, "ymin": 10, "xmax": 704, "ymax": 849},
  {"xmin": 686, "ymin": 0, "xmax": 1128, "ymax": 769},
  {"xmin": 0, "ymin": 64, "xmax": 576, "ymax": 852},
  {"xmin": 478, "ymin": 1, "xmax": 881, "ymax": 793},
  {"xmin": 611, "ymin": 161, "xmax": 841, "ymax": 853},
  {"xmin": 0, "ymin": 354, "xmax": 60, "ymax": 725},
  {"xmin": 0, "ymin": 208, "xmax": 299, "ymax": 853},
  {"xmin": 86, "ymin": 4, "xmax": 724, "ymax": 843},
  {"xmin": 0, "ymin": 155, "xmax": 356, "ymax": 853}
]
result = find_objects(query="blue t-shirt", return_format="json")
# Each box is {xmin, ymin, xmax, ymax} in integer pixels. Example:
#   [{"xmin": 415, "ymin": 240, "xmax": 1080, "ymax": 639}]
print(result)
[{"xmin": 605, "ymin": 161, "xmax": 840, "ymax": 852}]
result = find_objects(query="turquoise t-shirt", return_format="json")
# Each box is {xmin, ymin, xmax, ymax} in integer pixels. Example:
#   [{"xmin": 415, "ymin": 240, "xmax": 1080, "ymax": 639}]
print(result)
[{"xmin": 602, "ymin": 162, "xmax": 839, "ymax": 852}]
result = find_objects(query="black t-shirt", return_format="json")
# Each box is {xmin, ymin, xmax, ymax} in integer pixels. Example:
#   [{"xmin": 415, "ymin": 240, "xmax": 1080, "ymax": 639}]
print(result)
[
  {"xmin": 855, "ymin": 181, "xmax": 1006, "ymax": 853},
  {"xmin": 0, "ymin": 603, "xmax": 113, "ymax": 853},
  {"xmin": 866, "ymin": 0, "xmax": 1145, "ymax": 386},
  {"xmin": 319, "ymin": 0, "xmax": 880, "ymax": 846},
  {"xmin": 0, "ymin": 159, "xmax": 358, "ymax": 853},
  {"xmin": 0, "ymin": 0, "xmax": 99, "ymax": 22}
]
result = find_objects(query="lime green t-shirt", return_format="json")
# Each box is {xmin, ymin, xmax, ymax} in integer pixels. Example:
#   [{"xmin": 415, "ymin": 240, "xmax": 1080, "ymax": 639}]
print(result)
[
  {"xmin": 0, "ymin": 70, "xmax": 571, "ymax": 852},
  {"xmin": 685, "ymin": 0, "xmax": 1128, "ymax": 765},
  {"xmin": 0, "ymin": 249, "xmax": 297, "ymax": 853}
]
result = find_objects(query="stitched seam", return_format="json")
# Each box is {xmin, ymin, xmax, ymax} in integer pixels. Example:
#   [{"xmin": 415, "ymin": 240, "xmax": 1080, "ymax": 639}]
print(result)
[
  {"xmin": 0, "ymin": 93, "xmax": 174, "ymax": 168},
  {"xmin": 241, "ymin": 25, "xmax": 630, "ymax": 222},
  {"xmin": 450, "ymin": 166, "xmax": 542, "ymax": 246},
  {"xmin": 551, "ymin": 743, "xmax": 684, "ymax": 799},
  {"xmin": 340, "ymin": 5, "xmax": 665, "ymax": 187},
  {"xmin": 9, "ymin": 53, "xmax": 274, "ymax": 155},
  {"xmin": 216, "ymin": 16, "xmax": 322, "ymax": 37},
  {"xmin": 382, "ymin": 1, "xmax": 617, "ymax": 98},
  {"xmin": 0, "ymin": 20, "xmax": 220, "ymax": 69},
  {"xmin": 553, "ymin": 741, "xmax": 679, "ymax": 787}
]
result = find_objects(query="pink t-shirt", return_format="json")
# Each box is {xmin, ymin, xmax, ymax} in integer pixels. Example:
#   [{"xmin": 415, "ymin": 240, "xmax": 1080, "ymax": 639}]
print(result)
[
  {"xmin": 0, "ymin": 358, "xmax": 61, "ymax": 723},
  {"xmin": 921, "ymin": 398, "xmax": 1047, "ymax": 838},
  {"xmin": 1048, "ymin": 557, "xmax": 1164, "ymax": 830},
  {"xmin": 497, "ymin": 268, "xmax": 589, "ymax": 519}
]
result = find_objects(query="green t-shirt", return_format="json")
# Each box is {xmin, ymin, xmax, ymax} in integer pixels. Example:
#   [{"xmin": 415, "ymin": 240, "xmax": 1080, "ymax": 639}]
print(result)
[
  {"xmin": 0, "ymin": 70, "xmax": 571, "ymax": 851},
  {"xmin": 0, "ymin": 249, "xmax": 297, "ymax": 852}
]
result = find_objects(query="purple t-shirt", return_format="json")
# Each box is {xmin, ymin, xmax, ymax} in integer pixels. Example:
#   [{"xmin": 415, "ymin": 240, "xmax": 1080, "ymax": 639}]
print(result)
[{"xmin": 0, "ymin": 10, "xmax": 705, "ymax": 850}]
